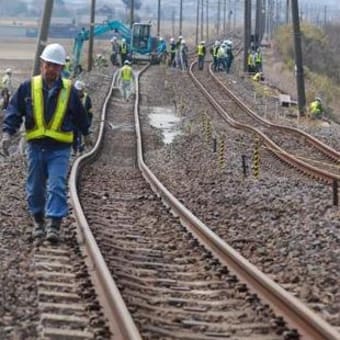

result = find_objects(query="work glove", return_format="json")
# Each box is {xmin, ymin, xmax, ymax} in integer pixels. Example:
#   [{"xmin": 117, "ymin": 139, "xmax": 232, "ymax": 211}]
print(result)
[
  {"xmin": 0, "ymin": 132, "xmax": 11, "ymax": 157},
  {"xmin": 83, "ymin": 134, "xmax": 93, "ymax": 148}
]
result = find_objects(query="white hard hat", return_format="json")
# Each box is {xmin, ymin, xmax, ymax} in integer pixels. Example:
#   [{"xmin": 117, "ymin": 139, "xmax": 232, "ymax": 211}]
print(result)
[
  {"xmin": 315, "ymin": 97, "xmax": 321, "ymax": 102},
  {"xmin": 201, "ymin": 41, "xmax": 205, "ymax": 44},
  {"xmin": 159, "ymin": 37, "xmax": 163, "ymax": 41},
  {"xmin": 40, "ymin": 43, "xmax": 66, "ymax": 65},
  {"xmin": 122, "ymin": 38, "xmax": 126, "ymax": 42},
  {"xmin": 215, "ymin": 40, "xmax": 220, "ymax": 46},
  {"xmin": 74, "ymin": 80, "xmax": 85, "ymax": 91},
  {"xmin": 5, "ymin": 68, "xmax": 12, "ymax": 74},
  {"xmin": 124, "ymin": 60, "xmax": 131, "ymax": 65},
  {"xmin": 178, "ymin": 35, "xmax": 183, "ymax": 40},
  {"xmin": 181, "ymin": 40, "xmax": 186, "ymax": 44},
  {"xmin": 170, "ymin": 37, "xmax": 174, "ymax": 42},
  {"xmin": 111, "ymin": 36, "xmax": 117, "ymax": 41}
]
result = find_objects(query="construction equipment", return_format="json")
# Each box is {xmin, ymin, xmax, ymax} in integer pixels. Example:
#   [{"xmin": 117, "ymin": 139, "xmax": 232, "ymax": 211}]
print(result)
[{"xmin": 72, "ymin": 21, "xmax": 158, "ymax": 74}]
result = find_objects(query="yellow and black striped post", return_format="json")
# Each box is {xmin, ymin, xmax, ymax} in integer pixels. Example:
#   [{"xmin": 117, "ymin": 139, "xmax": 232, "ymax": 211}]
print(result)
[
  {"xmin": 201, "ymin": 113, "xmax": 207, "ymax": 134},
  {"xmin": 206, "ymin": 119, "xmax": 212, "ymax": 142},
  {"xmin": 218, "ymin": 138, "xmax": 225, "ymax": 170},
  {"xmin": 252, "ymin": 137, "xmax": 260, "ymax": 178}
]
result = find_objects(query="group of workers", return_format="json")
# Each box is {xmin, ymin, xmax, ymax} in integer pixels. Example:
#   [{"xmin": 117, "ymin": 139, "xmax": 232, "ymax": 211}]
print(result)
[{"xmin": 0, "ymin": 34, "xmax": 328, "ymax": 247}]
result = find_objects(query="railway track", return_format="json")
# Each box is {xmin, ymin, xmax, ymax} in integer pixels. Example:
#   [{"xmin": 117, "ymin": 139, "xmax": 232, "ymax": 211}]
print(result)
[
  {"xmin": 189, "ymin": 61, "xmax": 340, "ymax": 183},
  {"xmin": 68, "ymin": 64, "xmax": 340, "ymax": 339}
]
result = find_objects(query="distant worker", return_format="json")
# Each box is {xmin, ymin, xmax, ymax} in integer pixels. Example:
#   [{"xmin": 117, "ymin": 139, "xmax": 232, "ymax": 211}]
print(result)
[
  {"xmin": 157, "ymin": 37, "xmax": 167, "ymax": 64},
  {"xmin": 247, "ymin": 50, "xmax": 256, "ymax": 73},
  {"xmin": 73, "ymin": 80, "xmax": 93, "ymax": 155},
  {"xmin": 117, "ymin": 60, "xmax": 135, "ymax": 102},
  {"xmin": 179, "ymin": 40, "xmax": 189, "ymax": 71},
  {"xmin": 62, "ymin": 56, "xmax": 72, "ymax": 79},
  {"xmin": 196, "ymin": 41, "xmax": 206, "ymax": 70},
  {"xmin": 1, "ymin": 68, "xmax": 13, "ymax": 109},
  {"xmin": 0, "ymin": 43, "xmax": 92, "ymax": 243},
  {"xmin": 210, "ymin": 41, "xmax": 220, "ymax": 72},
  {"xmin": 110, "ymin": 36, "xmax": 120, "ymax": 66},
  {"xmin": 309, "ymin": 97, "xmax": 324, "ymax": 120},
  {"xmin": 255, "ymin": 48, "xmax": 263, "ymax": 72},
  {"xmin": 119, "ymin": 38, "xmax": 129, "ymax": 65},
  {"xmin": 168, "ymin": 38, "xmax": 176, "ymax": 67},
  {"xmin": 175, "ymin": 35, "xmax": 183, "ymax": 69},
  {"xmin": 224, "ymin": 40, "xmax": 234, "ymax": 74},
  {"xmin": 252, "ymin": 72, "xmax": 264, "ymax": 82},
  {"xmin": 95, "ymin": 54, "xmax": 108, "ymax": 70}
]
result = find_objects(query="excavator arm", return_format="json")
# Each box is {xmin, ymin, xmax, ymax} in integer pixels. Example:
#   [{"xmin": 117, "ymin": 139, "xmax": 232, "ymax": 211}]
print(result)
[{"xmin": 72, "ymin": 20, "xmax": 131, "ymax": 73}]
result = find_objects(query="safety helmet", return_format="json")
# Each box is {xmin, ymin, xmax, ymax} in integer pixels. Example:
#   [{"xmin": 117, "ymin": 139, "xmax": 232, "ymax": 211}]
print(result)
[
  {"xmin": 181, "ymin": 40, "xmax": 186, "ymax": 45},
  {"xmin": 40, "ymin": 43, "xmax": 66, "ymax": 65},
  {"xmin": 122, "ymin": 38, "xmax": 126, "ymax": 42},
  {"xmin": 215, "ymin": 40, "xmax": 220, "ymax": 46},
  {"xmin": 178, "ymin": 35, "xmax": 183, "ymax": 40},
  {"xmin": 315, "ymin": 97, "xmax": 321, "ymax": 102},
  {"xmin": 74, "ymin": 80, "xmax": 85, "ymax": 91},
  {"xmin": 5, "ymin": 68, "xmax": 12, "ymax": 74},
  {"xmin": 170, "ymin": 37, "xmax": 174, "ymax": 42},
  {"xmin": 159, "ymin": 37, "xmax": 163, "ymax": 41},
  {"xmin": 201, "ymin": 41, "xmax": 205, "ymax": 44},
  {"xmin": 65, "ymin": 56, "xmax": 70, "ymax": 61},
  {"xmin": 124, "ymin": 60, "xmax": 131, "ymax": 65}
]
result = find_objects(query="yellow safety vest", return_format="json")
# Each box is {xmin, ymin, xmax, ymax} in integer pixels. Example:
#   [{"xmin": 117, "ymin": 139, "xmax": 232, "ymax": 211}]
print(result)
[
  {"xmin": 26, "ymin": 75, "xmax": 73, "ymax": 143},
  {"xmin": 121, "ymin": 65, "xmax": 133, "ymax": 81},
  {"xmin": 197, "ymin": 44, "xmax": 204, "ymax": 56}
]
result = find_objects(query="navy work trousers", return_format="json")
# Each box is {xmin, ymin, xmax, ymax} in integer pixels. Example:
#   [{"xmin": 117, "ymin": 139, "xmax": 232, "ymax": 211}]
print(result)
[{"xmin": 26, "ymin": 143, "xmax": 71, "ymax": 219}]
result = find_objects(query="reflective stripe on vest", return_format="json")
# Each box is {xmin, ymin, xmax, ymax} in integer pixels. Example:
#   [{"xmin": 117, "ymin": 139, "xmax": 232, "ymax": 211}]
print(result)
[
  {"xmin": 121, "ymin": 65, "xmax": 133, "ymax": 81},
  {"xmin": 26, "ymin": 75, "xmax": 73, "ymax": 143}
]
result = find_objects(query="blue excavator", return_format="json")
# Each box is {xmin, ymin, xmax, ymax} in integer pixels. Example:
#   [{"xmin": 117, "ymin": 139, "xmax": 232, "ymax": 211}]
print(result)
[{"xmin": 72, "ymin": 20, "xmax": 158, "ymax": 74}]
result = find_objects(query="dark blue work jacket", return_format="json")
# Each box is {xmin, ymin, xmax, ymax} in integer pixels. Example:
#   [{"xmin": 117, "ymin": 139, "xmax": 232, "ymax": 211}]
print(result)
[{"xmin": 2, "ymin": 77, "xmax": 90, "ymax": 149}]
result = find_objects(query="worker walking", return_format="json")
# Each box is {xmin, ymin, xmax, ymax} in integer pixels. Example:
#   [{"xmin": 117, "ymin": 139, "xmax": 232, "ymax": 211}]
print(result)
[
  {"xmin": 196, "ymin": 41, "xmax": 206, "ymax": 70},
  {"xmin": 309, "ymin": 97, "xmax": 324, "ymax": 120},
  {"xmin": 168, "ymin": 38, "xmax": 176, "ymax": 67},
  {"xmin": 1, "ymin": 68, "xmax": 13, "ymax": 110},
  {"xmin": 73, "ymin": 80, "xmax": 93, "ymax": 155},
  {"xmin": 117, "ymin": 60, "xmax": 135, "ymax": 101},
  {"xmin": 0, "ymin": 43, "xmax": 92, "ymax": 243},
  {"xmin": 110, "ymin": 36, "xmax": 120, "ymax": 66},
  {"xmin": 119, "ymin": 38, "xmax": 129, "ymax": 65}
]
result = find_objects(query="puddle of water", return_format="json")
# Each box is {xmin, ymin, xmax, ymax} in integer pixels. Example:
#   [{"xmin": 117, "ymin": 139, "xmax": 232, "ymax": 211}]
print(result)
[{"xmin": 148, "ymin": 106, "xmax": 181, "ymax": 144}]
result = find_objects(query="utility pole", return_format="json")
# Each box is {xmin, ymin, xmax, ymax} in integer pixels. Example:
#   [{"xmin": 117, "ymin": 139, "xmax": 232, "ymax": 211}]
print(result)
[
  {"xmin": 206, "ymin": 0, "xmax": 209, "ymax": 42},
  {"xmin": 243, "ymin": 0, "xmax": 251, "ymax": 72},
  {"xmin": 223, "ymin": 0, "xmax": 227, "ymax": 35},
  {"xmin": 33, "ymin": 0, "xmax": 54, "ymax": 76},
  {"xmin": 227, "ymin": 0, "xmax": 232, "ymax": 33},
  {"xmin": 291, "ymin": 0, "xmax": 306, "ymax": 115},
  {"xmin": 255, "ymin": 0, "xmax": 261, "ymax": 48},
  {"xmin": 172, "ymin": 8, "xmax": 175, "ymax": 37},
  {"xmin": 157, "ymin": 0, "xmax": 161, "ymax": 37},
  {"xmin": 88, "ymin": 0, "xmax": 96, "ymax": 72},
  {"xmin": 200, "ymin": 0, "xmax": 204, "ymax": 41},
  {"xmin": 179, "ymin": 0, "xmax": 183, "ymax": 36},
  {"xmin": 217, "ymin": 0, "xmax": 221, "ymax": 37},
  {"xmin": 195, "ymin": 0, "xmax": 199, "ymax": 45},
  {"xmin": 286, "ymin": 0, "xmax": 290, "ymax": 24},
  {"xmin": 130, "ymin": 0, "xmax": 134, "ymax": 28}
]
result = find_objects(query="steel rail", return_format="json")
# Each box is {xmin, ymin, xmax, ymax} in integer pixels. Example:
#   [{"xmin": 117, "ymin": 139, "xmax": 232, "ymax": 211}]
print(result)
[
  {"xmin": 133, "ymin": 69, "xmax": 340, "ymax": 339},
  {"xmin": 188, "ymin": 61, "xmax": 340, "ymax": 184},
  {"xmin": 69, "ymin": 71, "xmax": 142, "ymax": 340}
]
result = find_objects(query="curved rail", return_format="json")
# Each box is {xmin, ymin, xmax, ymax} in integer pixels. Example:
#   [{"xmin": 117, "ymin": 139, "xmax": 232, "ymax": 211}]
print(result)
[
  {"xmin": 210, "ymin": 63, "xmax": 340, "ymax": 162},
  {"xmin": 188, "ymin": 61, "xmax": 340, "ymax": 184},
  {"xmin": 69, "ymin": 64, "xmax": 340, "ymax": 339},
  {"xmin": 69, "ymin": 71, "xmax": 142, "ymax": 340}
]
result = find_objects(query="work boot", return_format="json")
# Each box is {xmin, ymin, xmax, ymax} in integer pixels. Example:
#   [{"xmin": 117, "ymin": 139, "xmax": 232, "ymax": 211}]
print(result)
[
  {"xmin": 32, "ymin": 212, "xmax": 45, "ymax": 239},
  {"xmin": 46, "ymin": 218, "xmax": 62, "ymax": 243}
]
